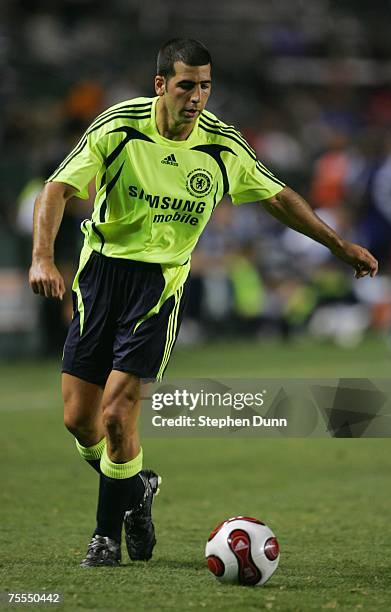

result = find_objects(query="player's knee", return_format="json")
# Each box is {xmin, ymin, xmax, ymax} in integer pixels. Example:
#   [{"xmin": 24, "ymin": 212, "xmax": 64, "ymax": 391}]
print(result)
[
  {"xmin": 102, "ymin": 385, "xmax": 138, "ymax": 417},
  {"xmin": 102, "ymin": 397, "xmax": 138, "ymax": 435},
  {"xmin": 63, "ymin": 410, "xmax": 92, "ymax": 437},
  {"xmin": 102, "ymin": 403, "xmax": 126, "ymax": 432},
  {"xmin": 102, "ymin": 407, "xmax": 119, "ymax": 434}
]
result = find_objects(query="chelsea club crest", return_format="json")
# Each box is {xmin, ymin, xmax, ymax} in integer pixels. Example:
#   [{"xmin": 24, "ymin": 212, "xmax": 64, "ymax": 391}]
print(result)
[{"xmin": 186, "ymin": 168, "xmax": 213, "ymax": 198}]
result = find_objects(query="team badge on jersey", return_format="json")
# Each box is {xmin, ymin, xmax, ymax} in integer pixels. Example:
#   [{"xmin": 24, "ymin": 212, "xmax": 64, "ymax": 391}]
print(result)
[{"xmin": 186, "ymin": 168, "xmax": 213, "ymax": 198}]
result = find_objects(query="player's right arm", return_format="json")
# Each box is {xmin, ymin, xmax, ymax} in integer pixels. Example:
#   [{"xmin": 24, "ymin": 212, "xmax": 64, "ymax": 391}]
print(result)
[
  {"xmin": 29, "ymin": 181, "xmax": 77, "ymax": 299},
  {"xmin": 29, "ymin": 106, "xmax": 108, "ymax": 299}
]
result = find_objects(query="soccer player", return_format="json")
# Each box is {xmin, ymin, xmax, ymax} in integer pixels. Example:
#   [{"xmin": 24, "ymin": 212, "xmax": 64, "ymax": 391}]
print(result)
[{"xmin": 29, "ymin": 38, "xmax": 378, "ymax": 567}]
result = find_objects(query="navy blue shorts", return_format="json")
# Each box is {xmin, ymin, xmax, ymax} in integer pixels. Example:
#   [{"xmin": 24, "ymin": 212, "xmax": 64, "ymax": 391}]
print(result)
[{"xmin": 62, "ymin": 250, "xmax": 189, "ymax": 386}]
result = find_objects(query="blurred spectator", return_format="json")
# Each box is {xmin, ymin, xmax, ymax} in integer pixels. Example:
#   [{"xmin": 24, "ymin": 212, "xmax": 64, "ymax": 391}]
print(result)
[{"xmin": 309, "ymin": 130, "xmax": 351, "ymax": 209}]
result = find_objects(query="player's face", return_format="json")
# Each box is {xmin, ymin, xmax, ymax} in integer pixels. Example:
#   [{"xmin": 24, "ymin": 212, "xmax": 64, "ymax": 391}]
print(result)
[{"xmin": 157, "ymin": 61, "xmax": 212, "ymax": 125}]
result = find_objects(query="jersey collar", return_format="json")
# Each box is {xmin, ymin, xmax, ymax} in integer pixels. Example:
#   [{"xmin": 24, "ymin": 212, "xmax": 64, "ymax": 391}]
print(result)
[{"xmin": 150, "ymin": 96, "xmax": 201, "ymax": 147}]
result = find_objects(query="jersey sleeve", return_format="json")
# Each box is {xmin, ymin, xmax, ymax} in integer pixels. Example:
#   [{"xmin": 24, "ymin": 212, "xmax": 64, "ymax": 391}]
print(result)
[
  {"xmin": 228, "ymin": 149, "xmax": 286, "ymax": 205},
  {"xmin": 46, "ymin": 130, "xmax": 104, "ymax": 200}
]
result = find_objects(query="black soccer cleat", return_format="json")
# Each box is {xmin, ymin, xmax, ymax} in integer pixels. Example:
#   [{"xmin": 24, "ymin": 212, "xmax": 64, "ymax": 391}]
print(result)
[
  {"xmin": 124, "ymin": 469, "xmax": 161, "ymax": 561},
  {"xmin": 80, "ymin": 534, "xmax": 121, "ymax": 567}
]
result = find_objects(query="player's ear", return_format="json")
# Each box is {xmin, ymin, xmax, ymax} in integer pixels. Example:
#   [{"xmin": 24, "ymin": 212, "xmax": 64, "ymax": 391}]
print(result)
[{"xmin": 155, "ymin": 75, "xmax": 165, "ymax": 96}]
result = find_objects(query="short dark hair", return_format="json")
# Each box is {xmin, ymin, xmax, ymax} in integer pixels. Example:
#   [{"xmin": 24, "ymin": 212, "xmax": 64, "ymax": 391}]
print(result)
[{"xmin": 157, "ymin": 38, "xmax": 212, "ymax": 79}]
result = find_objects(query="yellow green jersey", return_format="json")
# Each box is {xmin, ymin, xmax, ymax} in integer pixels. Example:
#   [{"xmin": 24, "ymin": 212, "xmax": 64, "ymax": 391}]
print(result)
[{"xmin": 48, "ymin": 96, "xmax": 285, "ymax": 267}]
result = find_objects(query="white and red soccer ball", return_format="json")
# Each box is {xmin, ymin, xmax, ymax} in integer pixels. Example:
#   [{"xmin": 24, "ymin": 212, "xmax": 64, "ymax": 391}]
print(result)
[{"xmin": 205, "ymin": 516, "xmax": 280, "ymax": 586}]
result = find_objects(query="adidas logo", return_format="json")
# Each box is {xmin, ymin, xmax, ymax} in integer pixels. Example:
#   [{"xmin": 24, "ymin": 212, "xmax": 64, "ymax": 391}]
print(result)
[
  {"xmin": 234, "ymin": 539, "xmax": 248, "ymax": 551},
  {"xmin": 161, "ymin": 153, "xmax": 178, "ymax": 166}
]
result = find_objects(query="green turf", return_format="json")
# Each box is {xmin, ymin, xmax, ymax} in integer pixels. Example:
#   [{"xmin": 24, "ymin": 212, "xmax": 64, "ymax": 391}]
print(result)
[{"xmin": 0, "ymin": 336, "xmax": 390, "ymax": 611}]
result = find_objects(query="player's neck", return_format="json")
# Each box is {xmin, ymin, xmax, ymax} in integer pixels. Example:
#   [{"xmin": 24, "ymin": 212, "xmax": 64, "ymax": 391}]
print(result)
[{"xmin": 155, "ymin": 98, "xmax": 194, "ymax": 141}]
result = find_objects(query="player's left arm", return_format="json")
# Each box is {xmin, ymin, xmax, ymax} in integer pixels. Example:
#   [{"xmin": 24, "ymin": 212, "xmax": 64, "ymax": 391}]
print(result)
[{"xmin": 260, "ymin": 186, "xmax": 378, "ymax": 279}]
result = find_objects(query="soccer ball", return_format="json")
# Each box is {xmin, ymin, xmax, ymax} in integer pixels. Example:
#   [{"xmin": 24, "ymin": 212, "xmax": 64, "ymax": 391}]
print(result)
[{"xmin": 205, "ymin": 516, "xmax": 280, "ymax": 586}]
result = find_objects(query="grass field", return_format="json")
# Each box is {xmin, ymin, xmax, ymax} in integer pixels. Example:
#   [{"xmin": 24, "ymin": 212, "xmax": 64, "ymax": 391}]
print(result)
[{"xmin": 1, "ymin": 336, "xmax": 390, "ymax": 611}]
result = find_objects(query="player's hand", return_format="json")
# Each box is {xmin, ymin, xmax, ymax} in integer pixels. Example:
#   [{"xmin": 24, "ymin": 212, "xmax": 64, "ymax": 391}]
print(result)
[
  {"xmin": 332, "ymin": 241, "xmax": 378, "ymax": 279},
  {"xmin": 29, "ymin": 257, "xmax": 66, "ymax": 299}
]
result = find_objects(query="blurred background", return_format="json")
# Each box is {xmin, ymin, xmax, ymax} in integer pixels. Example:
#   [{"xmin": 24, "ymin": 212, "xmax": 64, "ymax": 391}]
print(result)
[{"xmin": 1, "ymin": 0, "xmax": 391, "ymax": 365}]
